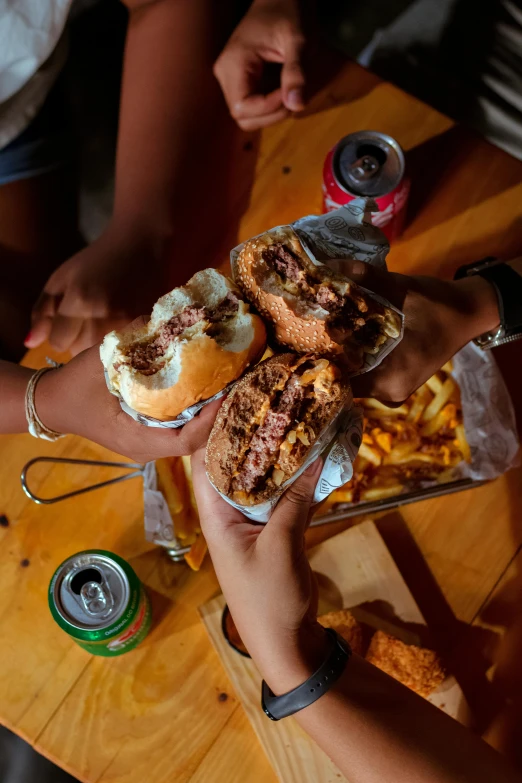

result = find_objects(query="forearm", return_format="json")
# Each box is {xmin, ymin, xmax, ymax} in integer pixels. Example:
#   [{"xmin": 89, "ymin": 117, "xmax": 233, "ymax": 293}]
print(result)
[
  {"xmin": 259, "ymin": 636, "xmax": 519, "ymax": 783},
  {"xmin": 453, "ymin": 276, "xmax": 501, "ymax": 340},
  {"xmin": 112, "ymin": 0, "xmax": 231, "ymax": 251},
  {"xmin": 0, "ymin": 361, "xmax": 33, "ymax": 433}
]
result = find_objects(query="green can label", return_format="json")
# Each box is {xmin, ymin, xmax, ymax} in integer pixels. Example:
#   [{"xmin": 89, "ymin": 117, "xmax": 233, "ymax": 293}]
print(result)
[{"xmin": 49, "ymin": 550, "xmax": 152, "ymax": 657}]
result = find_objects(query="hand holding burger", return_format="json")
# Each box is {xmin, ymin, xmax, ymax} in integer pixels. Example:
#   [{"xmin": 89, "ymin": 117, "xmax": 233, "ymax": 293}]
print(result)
[
  {"xmin": 234, "ymin": 227, "xmax": 401, "ymax": 372},
  {"xmin": 206, "ymin": 352, "xmax": 351, "ymax": 506},
  {"xmin": 101, "ymin": 269, "xmax": 266, "ymax": 421}
]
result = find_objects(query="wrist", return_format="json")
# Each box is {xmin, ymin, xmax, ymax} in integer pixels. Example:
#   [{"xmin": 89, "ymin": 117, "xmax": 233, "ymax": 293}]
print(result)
[
  {"xmin": 453, "ymin": 276, "xmax": 501, "ymax": 341},
  {"xmin": 36, "ymin": 367, "xmax": 75, "ymax": 436},
  {"xmin": 255, "ymin": 621, "xmax": 331, "ymax": 695}
]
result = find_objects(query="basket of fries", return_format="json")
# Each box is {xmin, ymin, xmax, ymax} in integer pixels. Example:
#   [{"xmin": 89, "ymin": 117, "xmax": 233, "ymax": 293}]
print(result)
[{"xmin": 313, "ymin": 342, "xmax": 519, "ymax": 524}]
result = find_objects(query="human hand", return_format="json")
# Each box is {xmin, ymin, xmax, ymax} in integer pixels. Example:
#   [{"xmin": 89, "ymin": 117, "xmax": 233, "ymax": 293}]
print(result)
[
  {"xmin": 192, "ymin": 449, "xmax": 329, "ymax": 693},
  {"xmin": 341, "ymin": 260, "xmax": 501, "ymax": 404},
  {"xmin": 36, "ymin": 342, "xmax": 221, "ymax": 461},
  {"xmin": 26, "ymin": 227, "xmax": 169, "ymax": 356},
  {"xmin": 214, "ymin": 0, "xmax": 306, "ymax": 131}
]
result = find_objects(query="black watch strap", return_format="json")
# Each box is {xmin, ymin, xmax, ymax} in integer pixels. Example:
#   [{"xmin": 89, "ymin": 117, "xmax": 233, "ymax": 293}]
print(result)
[
  {"xmin": 261, "ymin": 629, "xmax": 351, "ymax": 721},
  {"xmin": 454, "ymin": 257, "xmax": 522, "ymax": 348}
]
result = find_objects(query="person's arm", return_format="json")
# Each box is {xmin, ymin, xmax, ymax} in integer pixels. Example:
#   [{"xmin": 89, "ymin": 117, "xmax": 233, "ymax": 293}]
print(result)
[
  {"xmin": 28, "ymin": 0, "xmax": 232, "ymax": 355},
  {"xmin": 0, "ymin": 347, "xmax": 221, "ymax": 461},
  {"xmin": 191, "ymin": 451, "xmax": 521, "ymax": 783}
]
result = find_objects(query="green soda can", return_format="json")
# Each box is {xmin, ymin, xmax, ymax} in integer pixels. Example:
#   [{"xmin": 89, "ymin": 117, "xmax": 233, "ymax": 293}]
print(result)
[{"xmin": 48, "ymin": 550, "xmax": 152, "ymax": 656}]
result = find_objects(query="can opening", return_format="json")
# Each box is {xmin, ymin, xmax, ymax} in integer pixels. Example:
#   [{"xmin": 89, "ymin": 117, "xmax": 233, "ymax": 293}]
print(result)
[
  {"xmin": 356, "ymin": 144, "xmax": 387, "ymax": 168},
  {"xmin": 71, "ymin": 568, "xmax": 102, "ymax": 595}
]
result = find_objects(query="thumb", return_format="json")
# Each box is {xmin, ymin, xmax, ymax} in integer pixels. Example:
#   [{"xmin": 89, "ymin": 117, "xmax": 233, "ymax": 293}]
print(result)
[
  {"xmin": 268, "ymin": 458, "xmax": 322, "ymax": 539},
  {"xmin": 281, "ymin": 35, "xmax": 306, "ymax": 112},
  {"xmin": 334, "ymin": 259, "xmax": 404, "ymax": 310},
  {"xmin": 337, "ymin": 259, "xmax": 384, "ymax": 289},
  {"xmin": 26, "ymin": 291, "xmax": 56, "ymax": 348}
]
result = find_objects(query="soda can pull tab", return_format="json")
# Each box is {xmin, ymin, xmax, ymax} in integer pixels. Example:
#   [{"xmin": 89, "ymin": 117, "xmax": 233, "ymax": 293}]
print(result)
[
  {"xmin": 80, "ymin": 580, "xmax": 114, "ymax": 616},
  {"xmin": 350, "ymin": 155, "xmax": 380, "ymax": 182}
]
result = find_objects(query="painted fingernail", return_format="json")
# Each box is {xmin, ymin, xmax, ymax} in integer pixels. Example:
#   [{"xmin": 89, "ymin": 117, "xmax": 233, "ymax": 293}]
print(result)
[{"xmin": 287, "ymin": 89, "xmax": 303, "ymax": 110}]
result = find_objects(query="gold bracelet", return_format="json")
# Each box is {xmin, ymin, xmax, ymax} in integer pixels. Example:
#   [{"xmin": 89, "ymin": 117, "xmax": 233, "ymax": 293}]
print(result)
[{"xmin": 25, "ymin": 363, "xmax": 66, "ymax": 442}]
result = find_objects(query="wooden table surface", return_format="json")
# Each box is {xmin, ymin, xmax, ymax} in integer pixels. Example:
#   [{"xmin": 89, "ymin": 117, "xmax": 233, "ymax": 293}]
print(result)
[{"xmin": 2, "ymin": 59, "xmax": 522, "ymax": 782}]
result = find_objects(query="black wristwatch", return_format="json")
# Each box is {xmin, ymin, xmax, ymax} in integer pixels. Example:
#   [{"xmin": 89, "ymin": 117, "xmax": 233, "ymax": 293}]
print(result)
[
  {"xmin": 454, "ymin": 257, "xmax": 522, "ymax": 349},
  {"xmin": 261, "ymin": 628, "xmax": 351, "ymax": 721}
]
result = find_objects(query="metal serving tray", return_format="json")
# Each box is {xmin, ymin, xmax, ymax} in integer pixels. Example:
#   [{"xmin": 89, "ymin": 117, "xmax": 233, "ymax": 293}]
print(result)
[{"xmin": 310, "ymin": 477, "xmax": 486, "ymax": 526}]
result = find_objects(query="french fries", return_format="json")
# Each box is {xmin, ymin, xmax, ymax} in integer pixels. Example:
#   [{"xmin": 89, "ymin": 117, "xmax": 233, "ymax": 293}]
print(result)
[
  {"xmin": 422, "ymin": 378, "xmax": 455, "ymax": 422},
  {"xmin": 455, "ymin": 423, "xmax": 472, "ymax": 463},
  {"xmin": 365, "ymin": 399, "xmax": 409, "ymax": 416},
  {"xmin": 420, "ymin": 403, "xmax": 456, "ymax": 438},
  {"xmin": 155, "ymin": 456, "xmax": 207, "ymax": 567},
  {"xmin": 184, "ymin": 534, "xmax": 208, "ymax": 571},
  {"xmin": 322, "ymin": 363, "xmax": 471, "ymax": 510},
  {"xmin": 359, "ymin": 442, "xmax": 382, "ymax": 466}
]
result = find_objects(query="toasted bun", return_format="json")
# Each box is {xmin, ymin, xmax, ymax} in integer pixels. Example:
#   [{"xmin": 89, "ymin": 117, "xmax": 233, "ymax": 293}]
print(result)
[
  {"xmin": 100, "ymin": 269, "xmax": 266, "ymax": 421},
  {"xmin": 206, "ymin": 353, "xmax": 352, "ymax": 505},
  {"xmin": 234, "ymin": 226, "xmax": 401, "ymax": 371}
]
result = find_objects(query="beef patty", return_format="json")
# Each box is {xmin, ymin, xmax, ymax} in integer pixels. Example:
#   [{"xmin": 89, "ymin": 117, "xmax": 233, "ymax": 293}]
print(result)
[
  {"xmin": 127, "ymin": 292, "xmax": 240, "ymax": 374},
  {"xmin": 262, "ymin": 243, "xmax": 370, "ymax": 341},
  {"xmin": 232, "ymin": 378, "xmax": 305, "ymax": 493}
]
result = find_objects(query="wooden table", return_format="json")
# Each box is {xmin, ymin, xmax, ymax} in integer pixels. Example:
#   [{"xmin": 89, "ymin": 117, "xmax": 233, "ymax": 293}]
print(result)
[{"xmin": 1, "ymin": 60, "xmax": 522, "ymax": 782}]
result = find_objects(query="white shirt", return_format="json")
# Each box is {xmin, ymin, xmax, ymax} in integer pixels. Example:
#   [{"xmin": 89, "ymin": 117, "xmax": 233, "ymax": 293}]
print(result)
[{"xmin": 0, "ymin": 0, "xmax": 72, "ymax": 149}]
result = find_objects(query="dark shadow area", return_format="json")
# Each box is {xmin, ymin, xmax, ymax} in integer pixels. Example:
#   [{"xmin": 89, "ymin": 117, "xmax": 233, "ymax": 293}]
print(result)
[
  {"xmin": 315, "ymin": 570, "xmax": 345, "ymax": 614},
  {"xmin": 299, "ymin": 48, "xmax": 379, "ymax": 120},
  {"xmin": 368, "ymin": 0, "xmax": 513, "ymax": 150},
  {"xmin": 468, "ymin": 458, "xmax": 522, "ymax": 765},
  {"xmin": 0, "ymin": 725, "xmax": 78, "ymax": 783},
  {"xmin": 351, "ymin": 599, "xmax": 434, "ymax": 648}
]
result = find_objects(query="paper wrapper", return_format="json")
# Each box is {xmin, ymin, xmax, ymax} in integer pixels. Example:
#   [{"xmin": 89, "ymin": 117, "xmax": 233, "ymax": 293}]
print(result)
[
  {"xmin": 104, "ymin": 369, "xmax": 228, "ymax": 429},
  {"xmin": 142, "ymin": 461, "xmax": 184, "ymax": 547},
  {"xmin": 453, "ymin": 343, "xmax": 519, "ymax": 480},
  {"xmin": 207, "ymin": 406, "xmax": 363, "ymax": 524},
  {"xmin": 230, "ymin": 198, "xmax": 405, "ymax": 376},
  {"xmin": 320, "ymin": 342, "xmax": 519, "ymax": 517}
]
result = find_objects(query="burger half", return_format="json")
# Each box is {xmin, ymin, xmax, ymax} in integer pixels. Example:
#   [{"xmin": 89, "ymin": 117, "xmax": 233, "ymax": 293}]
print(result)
[
  {"xmin": 234, "ymin": 226, "xmax": 401, "ymax": 371},
  {"xmin": 101, "ymin": 269, "xmax": 267, "ymax": 420},
  {"xmin": 206, "ymin": 353, "xmax": 352, "ymax": 506}
]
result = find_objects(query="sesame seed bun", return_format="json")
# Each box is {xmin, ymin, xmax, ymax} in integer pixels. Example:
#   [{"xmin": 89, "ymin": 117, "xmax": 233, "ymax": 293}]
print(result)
[
  {"xmin": 206, "ymin": 353, "xmax": 352, "ymax": 505},
  {"xmin": 100, "ymin": 269, "xmax": 267, "ymax": 421},
  {"xmin": 234, "ymin": 226, "xmax": 401, "ymax": 372}
]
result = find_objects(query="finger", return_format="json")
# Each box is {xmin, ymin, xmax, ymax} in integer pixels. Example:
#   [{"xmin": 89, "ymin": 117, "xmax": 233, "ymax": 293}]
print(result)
[
  {"xmin": 236, "ymin": 106, "xmax": 290, "ymax": 131},
  {"xmin": 350, "ymin": 367, "xmax": 408, "ymax": 405},
  {"xmin": 26, "ymin": 292, "xmax": 57, "ymax": 348},
  {"xmin": 338, "ymin": 259, "xmax": 385, "ymax": 289},
  {"xmin": 172, "ymin": 397, "xmax": 224, "ymax": 455},
  {"xmin": 233, "ymin": 88, "xmax": 285, "ymax": 121},
  {"xmin": 214, "ymin": 50, "xmax": 262, "ymax": 117},
  {"xmin": 48, "ymin": 314, "xmax": 84, "ymax": 353},
  {"xmin": 69, "ymin": 319, "xmax": 99, "ymax": 356},
  {"xmin": 120, "ymin": 315, "xmax": 149, "ymax": 334},
  {"xmin": 281, "ymin": 37, "xmax": 306, "ymax": 111},
  {"xmin": 190, "ymin": 446, "xmax": 245, "ymax": 532},
  {"xmin": 25, "ymin": 317, "xmax": 53, "ymax": 349},
  {"xmin": 268, "ymin": 459, "xmax": 323, "ymax": 539},
  {"xmin": 339, "ymin": 259, "xmax": 405, "ymax": 309}
]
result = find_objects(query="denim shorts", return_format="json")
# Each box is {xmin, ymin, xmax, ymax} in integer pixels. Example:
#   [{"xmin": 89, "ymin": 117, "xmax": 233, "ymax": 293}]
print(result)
[{"xmin": 0, "ymin": 78, "xmax": 71, "ymax": 186}]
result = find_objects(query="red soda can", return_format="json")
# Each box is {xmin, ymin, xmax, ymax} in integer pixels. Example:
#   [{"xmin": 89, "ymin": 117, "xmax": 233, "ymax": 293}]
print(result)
[{"xmin": 322, "ymin": 131, "xmax": 410, "ymax": 242}]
